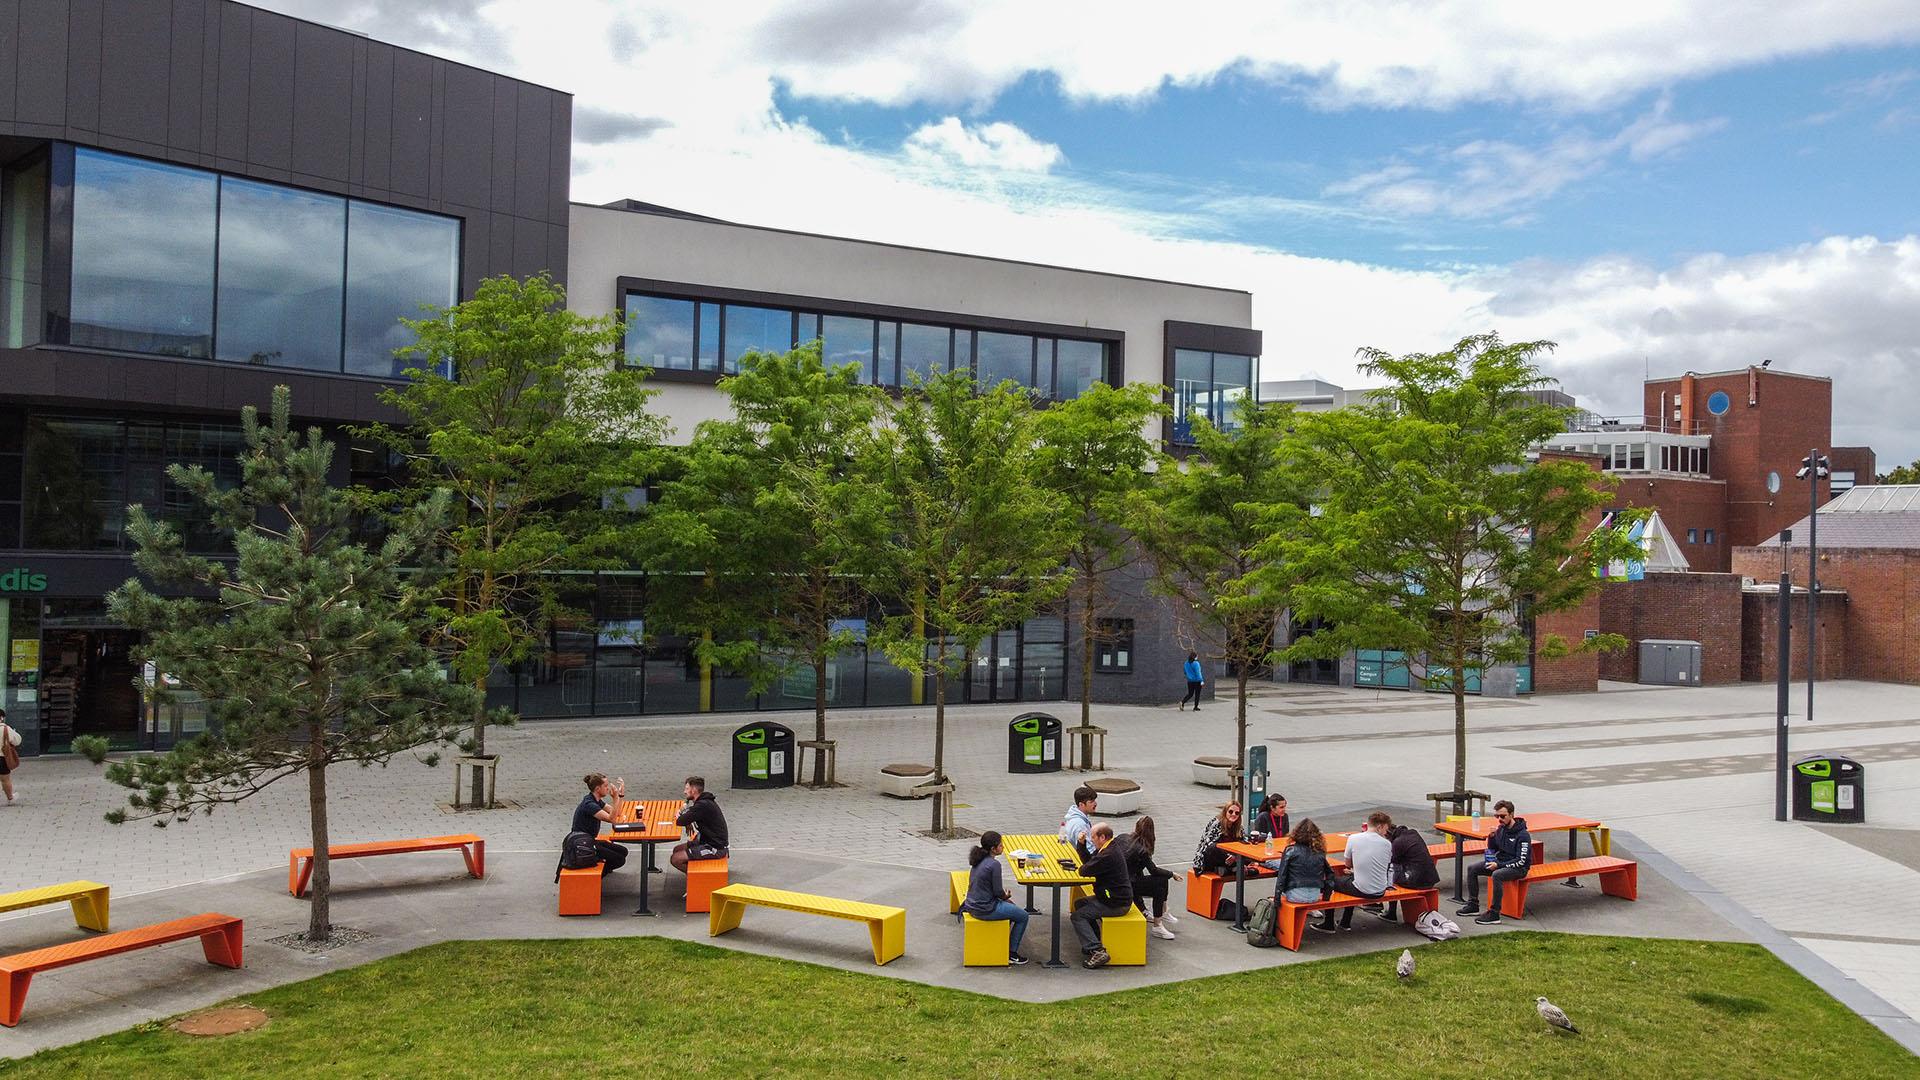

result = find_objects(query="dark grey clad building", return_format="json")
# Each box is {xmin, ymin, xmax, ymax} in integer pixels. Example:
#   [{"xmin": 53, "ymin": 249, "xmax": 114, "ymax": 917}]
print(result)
[{"xmin": 1, "ymin": 0, "xmax": 572, "ymax": 754}]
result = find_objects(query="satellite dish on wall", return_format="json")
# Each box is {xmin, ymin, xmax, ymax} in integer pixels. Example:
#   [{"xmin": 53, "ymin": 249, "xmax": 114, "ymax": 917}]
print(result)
[{"xmin": 1767, "ymin": 470, "xmax": 1781, "ymax": 494}]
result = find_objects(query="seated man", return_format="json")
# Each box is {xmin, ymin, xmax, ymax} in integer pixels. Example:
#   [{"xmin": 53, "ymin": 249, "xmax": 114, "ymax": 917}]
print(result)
[
  {"xmin": 1059, "ymin": 785, "xmax": 1099, "ymax": 857},
  {"xmin": 1457, "ymin": 800, "xmax": 1531, "ymax": 925},
  {"xmin": 1378, "ymin": 813, "xmax": 1441, "ymax": 921},
  {"xmin": 1318, "ymin": 811, "xmax": 1392, "ymax": 932},
  {"xmin": 671, "ymin": 775, "xmax": 730, "ymax": 872},
  {"xmin": 1071, "ymin": 823, "xmax": 1134, "ymax": 969},
  {"xmin": 574, "ymin": 773, "xmax": 629, "ymax": 875}
]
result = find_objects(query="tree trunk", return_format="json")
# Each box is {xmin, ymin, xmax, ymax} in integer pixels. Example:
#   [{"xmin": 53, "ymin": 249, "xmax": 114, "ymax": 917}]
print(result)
[
  {"xmin": 470, "ymin": 574, "xmax": 493, "ymax": 809},
  {"xmin": 810, "ymin": 654, "xmax": 829, "ymax": 787},
  {"xmin": 306, "ymin": 731, "xmax": 332, "ymax": 944},
  {"xmin": 1453, "ymin": 677, "xmax": 1468, "ymax": 797},
  {"xmin": 1078, "ymin": 576, "xmax": 1095, "ymax": 765},
  {"xmin": 931, "ymin": 648, "xmax": 948, "ymax": 835}
]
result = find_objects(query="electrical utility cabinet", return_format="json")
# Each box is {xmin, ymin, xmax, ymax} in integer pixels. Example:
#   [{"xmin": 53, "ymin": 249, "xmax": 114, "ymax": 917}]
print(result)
[{"xmin": 1638, "ymin": 639, "xmax": 1703, "ymax": 686}]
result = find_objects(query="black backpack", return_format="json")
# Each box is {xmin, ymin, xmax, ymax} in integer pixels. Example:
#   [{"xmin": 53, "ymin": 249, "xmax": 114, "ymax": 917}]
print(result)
[
  {"xmin": 558, "ymin": 831, "xmax": 601, "ymax": 872},
  {"xmin": 1246, "ymin": 895, "xmax": 1280, "ymax": 948}
]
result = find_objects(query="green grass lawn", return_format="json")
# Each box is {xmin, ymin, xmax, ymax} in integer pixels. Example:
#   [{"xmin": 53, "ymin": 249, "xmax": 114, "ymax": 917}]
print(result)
[{"xmin": 1, "ymin": 932, "xmax": 1911, "ymax": 1078}]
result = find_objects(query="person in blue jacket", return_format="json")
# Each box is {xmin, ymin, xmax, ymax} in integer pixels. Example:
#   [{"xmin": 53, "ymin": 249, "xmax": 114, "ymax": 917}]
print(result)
[
  {"xmin": 1179, "ymin": 652, "xmax": 1205, "ymax": 710},
  {"xmin": 1456, "ymin": 800, "xmax": 1531, "ymax": 924}
]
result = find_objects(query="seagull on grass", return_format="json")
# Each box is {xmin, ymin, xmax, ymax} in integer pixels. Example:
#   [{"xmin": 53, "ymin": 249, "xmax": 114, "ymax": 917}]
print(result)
[
  {"xmin": 1536, "ymin": 996, "xmax": 1579, "ymax": 1034},
  {"xmin": 1396, "ymin": 949, "xmax": 1415, "ymax": 980}
]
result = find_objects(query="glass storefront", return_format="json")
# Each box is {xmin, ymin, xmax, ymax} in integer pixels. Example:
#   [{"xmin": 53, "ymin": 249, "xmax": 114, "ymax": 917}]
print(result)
[{"xmin": 20, "ymin": 414, "xmax": 244, "ymax": 553}]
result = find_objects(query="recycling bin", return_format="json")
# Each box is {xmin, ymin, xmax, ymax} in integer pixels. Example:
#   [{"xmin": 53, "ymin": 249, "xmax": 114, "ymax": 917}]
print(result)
[
  {"xmin": 1007, "ymin": 712, "xmax": 1062, "ymax": 774},
  {"xmin": 730, "ymin": 720, "xmax": 796, "ymax": 789},
  {"xmin": 1791, "ymin": 755, "xmax": 1864, "ymax": 823}
]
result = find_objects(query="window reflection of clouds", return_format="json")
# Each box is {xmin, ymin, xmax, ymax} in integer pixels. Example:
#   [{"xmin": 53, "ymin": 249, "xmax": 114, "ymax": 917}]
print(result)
[
  {"xmin": 217, "ymin": 178, "xmax": 344, "ymax": 370},
  {"xmin": 343, "ymin": 201, "xmax": 460, "ymax": 378},
  {"xmin": 623, "ymin": 295, "xmax": 696, "ymax": 369},
  {"xmin": 976, "ymin": 331, "xmax": 1034, "ymax": 392},
  {"xmin": 70, "ymin": 149, "xmax": 216, "ymax": 357}
]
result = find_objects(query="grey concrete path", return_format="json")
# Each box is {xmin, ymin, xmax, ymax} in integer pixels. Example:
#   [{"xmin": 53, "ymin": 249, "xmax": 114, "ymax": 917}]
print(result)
[{"xmin": 1, "ymin": 679, "xmax": 1917, "ymax": 1057}]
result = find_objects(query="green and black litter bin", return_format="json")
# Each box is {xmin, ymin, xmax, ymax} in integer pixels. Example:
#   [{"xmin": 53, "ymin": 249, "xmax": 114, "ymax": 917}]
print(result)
[
  {"xmin": 1007, "ymin": 712, "xmax": 1063, "ymax": 773},
  {"xmin": 731, "ymin": 721, "xmax": 796, "ymax": 789},
  {"xmin": 1791, "ymin": 755, "xmax": 1865, "ymax": 823}
]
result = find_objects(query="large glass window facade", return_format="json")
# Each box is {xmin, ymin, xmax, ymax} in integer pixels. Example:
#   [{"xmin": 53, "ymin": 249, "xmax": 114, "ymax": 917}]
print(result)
[
  {"xmin": 55, "ymin": 147, "xmax": 458, "ymax": 376},
  {"xmin": 18, "ymin": 414, "xmax": 243, "ymax": 552},
  {"xmin": 1172, "ymin": 348, "xmax": 1258, "ymax": 445},
  {"xmin": 622, "ymin": 289, "xmax": 1111, "ymax": 400}
]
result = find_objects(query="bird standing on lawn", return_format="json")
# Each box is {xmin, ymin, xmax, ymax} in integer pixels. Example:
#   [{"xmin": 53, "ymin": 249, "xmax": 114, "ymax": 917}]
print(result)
[
  {"xmin": 1536, "ymin": 996, "xmax": 1579, "ymax": 1034},
  {"xmin": 1396, "ymin": 949, "xmax": 1415, "ymax": 980}
]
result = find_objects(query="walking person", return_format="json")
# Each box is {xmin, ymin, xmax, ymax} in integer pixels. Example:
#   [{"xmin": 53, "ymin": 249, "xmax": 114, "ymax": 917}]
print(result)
[
  {"xmin": 1125, "ymin": 816, "xmax": 1179, "ymax": 939},
  {"xmin": 1, "ymin": 707, "xmax": 20, "ymax": 804},
  {"xmin": 1071, "ymin": 823, "xmax": 1134, "ymax": 968},
  {"xmin": 960, "ymin": 831, "xmax": 1031, "ymax": 965},
  {"xmin": 1179, "ymin": 652, "xmax": 1205, "ymax": 710},
  {"xmin": 572, "ymin": 773, "xmax": 629, "ymax": 874}
]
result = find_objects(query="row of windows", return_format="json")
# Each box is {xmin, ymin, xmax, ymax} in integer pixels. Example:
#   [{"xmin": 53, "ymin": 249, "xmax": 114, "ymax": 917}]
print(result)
[
  {"xmin": 1685, "ymin": 528, "xmax": 1717, "ymax": 545},
  {"xmin": 0, "ymin": 146, "xmax": 459, "ymax": 377},
  {"xmin": 1171, "ymin": 348, "xmax": 1256, "ymax": 444},
  {"xmin": 623, "ymin": 292, "xmax": 1111, "ymax": 399}
]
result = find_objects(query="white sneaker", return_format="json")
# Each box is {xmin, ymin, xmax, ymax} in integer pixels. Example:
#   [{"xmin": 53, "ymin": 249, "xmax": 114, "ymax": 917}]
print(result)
[
  {"xmin": 1160, "ymin": 913, "xmax": 1179, "ymax": 927},
  {"xmin": 1150, "ymin": 921, "xmax": 1177, "ymax": 940}
]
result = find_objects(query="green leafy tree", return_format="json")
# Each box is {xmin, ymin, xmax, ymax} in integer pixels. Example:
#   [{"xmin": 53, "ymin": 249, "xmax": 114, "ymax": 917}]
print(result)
[
  {"xmin": 871, "ymin": 372, "xmax": 1071, "ymax": 834},
  {"xmin": 79, "ymin": 387, "xmax": 476, "ymax": 944},
  {"xmin": 1033, "ymin": 382, "xmax": 1166, "ymax": 756},
  {"xmin": 647, "ymin": 344, "xmax": 890, "ymax": 785},
  {"xmin": 1272, "ymin": 334, "xmax": 1643, "ymax": 804},
  {"xmin": 1133, "ymin": 398, "xmax": 1307, "ymax": 779},
  {"xmin": 1880, "ymin": 460, "xmax": 1920, "ymax": 485},
  {"xmin": 364, "ymin": 274, "xmax": 664, "ymax": 806}
]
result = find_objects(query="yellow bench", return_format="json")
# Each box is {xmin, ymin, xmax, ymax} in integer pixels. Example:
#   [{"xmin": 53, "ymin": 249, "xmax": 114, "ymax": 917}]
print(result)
[
  {"xmin": 708, "ymin": 884, "xmax": 905, "ymax": 965},
  {"xmin": 0, "ymin": 882, "xmax": 109, "ymax": 933},
  {"xmin": 949, "ymin": 869, "xmax": 970, "ymax": 916}
]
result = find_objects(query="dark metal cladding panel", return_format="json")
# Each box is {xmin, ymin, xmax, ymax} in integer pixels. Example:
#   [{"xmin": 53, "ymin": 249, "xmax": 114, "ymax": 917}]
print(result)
[
  {"xmin": 64, "ymin": 0, "xmax": 103, "ymax": 133},
  {"xmin": 547, "ymin": 221, "xmax": 569, "ymax": 289},
  {"xmin": 346, "ymin": 34, "xmax": 366, "ymax": 188},
  {"xmin": 387, "ymin": 46, "xmax": 431, "ymax": 198},
  {"xmin": 486, "ymin": 208, "xmax": 513, "ymax": 281},
  {"xmin": 360, "ymin": 41, "xmax": 394, "ymax": 193},
  {"xmin": 290, "ymin": 20, "xmax": 351, "ymax": 182},
  {"xmin": 13, "ymin": 0, "xmax": 71, "ymax": 127},
  {"xmin": 243, "ymin": 8, "xmax": 294, "ymax": 173},
  {"xmin": 99, "ymin": 0, "xmax": 171, "ymax": 140},
  {"xmin": 0, "ymin": 0, "xmax": 19, "ymax": 122},
  {"xmin": 440, "ymin": 62, "xmax": 493, "ymax": 210},
  {"xmin": 213, "ymin": 0, "xmax": 249, "ymax": 160},
  {"xmin": 459, "ymin": 208, "xmax": 489, "ymax": 297},
  {"xmin": 166, "ymin": 0, "xmax": 208, "ymax": 153},
  {"xmin": 547, "ymin": 92, "xmax": 571, "ymax": 225},
  {"xmin": 513, "ymin": 82, "xmax": 550, "ymax": 222},
  {"xmin": 513, "ymin": 212, "xmax": 549, "ymax": 279},
  {"xmin": 488, "ymin": 76, "xmax": 517, "ymax": 213}
]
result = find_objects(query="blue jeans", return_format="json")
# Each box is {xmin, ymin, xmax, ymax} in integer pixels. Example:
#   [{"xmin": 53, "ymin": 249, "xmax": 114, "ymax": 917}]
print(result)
[
  {"xmin": 973, "ymin": 899, "xmax": 1029, "ymax": 953},
  {"xmin": 1282, "ymin": 886, "xmax": 1322, "ymax": 904}
]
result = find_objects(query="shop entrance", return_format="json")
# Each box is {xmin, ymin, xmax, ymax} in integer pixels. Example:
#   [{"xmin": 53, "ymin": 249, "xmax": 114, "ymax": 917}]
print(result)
[{"xmin": 38, "ymin": 627, "xmax": 143, "ymax": 753}]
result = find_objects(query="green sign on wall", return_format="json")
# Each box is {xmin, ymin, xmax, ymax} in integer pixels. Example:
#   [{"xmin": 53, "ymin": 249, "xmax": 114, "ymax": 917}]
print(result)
[{"xmin": 0, "ymin": 568, "xmax": 48, "ymax": 594}]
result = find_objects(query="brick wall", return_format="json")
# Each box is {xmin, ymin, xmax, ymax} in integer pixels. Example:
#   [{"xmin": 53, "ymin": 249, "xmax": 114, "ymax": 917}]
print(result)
[
  {"xmin": 1738, "ymin": 585, "xmax": 1849, "ymax": 682},
  {"xmin": 1533, "ymin": 590, "xmax": 1600, "ymax": 693},
  {"xmin": 1644, "ymin": 368, "xmax": 1832, "ymax": 548},
  {"xmin": 1733, "ymin": 545, "xmax": 1920, "ymax": 684},
  {"xmin": 1607, "ymin": 475, "xmax": 1731, "ymax": 572},
  {"xmin": 1592, "ymin": 571, "xmax": 1745, "ymax": 684}
]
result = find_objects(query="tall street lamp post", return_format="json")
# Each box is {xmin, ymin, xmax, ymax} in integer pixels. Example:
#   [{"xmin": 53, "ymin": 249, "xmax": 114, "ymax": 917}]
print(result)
[{"xmin": 1796, "ymin": 450, "xmax": 1830, "ymax": 744}]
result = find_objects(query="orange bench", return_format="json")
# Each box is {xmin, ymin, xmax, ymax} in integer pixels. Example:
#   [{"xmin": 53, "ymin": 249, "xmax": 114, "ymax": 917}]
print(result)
[
  {"xmin": 1184, "ymin": 867, "xmax": 1274, "ymax": 920},
  {"xmin": 0, "ymin": 913, "xmax": 242, "ymax": 1027},
  {"xmin": 1275, "ymin": 885, "xmax": 1438, "ymax": 951},
  {"xmin": 289, "ymin": 834, "xmax": 484, "ymax": 897},
  {"xmin": 1497, "ymin": 856, "xmax": 1637, "ymax": 919},
  {"xmin": 685, "ymin": 857, "xmax": 729, "ymax": 914},
  {"xmin": 558, "ymin": 866, "xmax": 603, "ymax": 916}
]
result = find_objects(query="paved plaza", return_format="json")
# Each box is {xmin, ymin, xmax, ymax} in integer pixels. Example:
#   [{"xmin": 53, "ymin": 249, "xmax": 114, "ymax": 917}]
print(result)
[{"xmin": 2, "ymin": 678, "xmax": 1918, "ymax": 1056}]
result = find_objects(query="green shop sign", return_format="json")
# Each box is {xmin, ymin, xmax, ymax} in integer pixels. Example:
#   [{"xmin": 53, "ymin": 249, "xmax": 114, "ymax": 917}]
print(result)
[{"xmin": 0, "ymin": 568, "xmax": 49, "ymax": 594}]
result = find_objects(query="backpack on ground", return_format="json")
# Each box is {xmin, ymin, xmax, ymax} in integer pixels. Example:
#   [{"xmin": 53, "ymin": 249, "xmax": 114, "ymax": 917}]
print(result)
[
  {"xmin": 558, "ymin": 831, "xmax": 602, "ymax": 871},
  {"xmin": 1246, "ymin": 896, "xmax": 1280, "ymax": 948},
  {"xmin": 1415, "ymin": 910, "xmax": 1461, "ymax": 941}
]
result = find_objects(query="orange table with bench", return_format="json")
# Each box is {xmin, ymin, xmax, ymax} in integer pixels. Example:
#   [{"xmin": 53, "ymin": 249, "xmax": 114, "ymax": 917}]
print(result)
[
  {"xmin": 595, "ymin": 799, "xmax": 685, "ymax": 917},
  {"xmin": 1432, "ymin": 811, "xmax": 1602, "ymax": 906},
  {"xmin": 0, "ymin": 913, "xmax": 242, "ymax": 1027},
  {"xmin": 289, "ymin": 834, "xmax": 483, "ymax": 897}
]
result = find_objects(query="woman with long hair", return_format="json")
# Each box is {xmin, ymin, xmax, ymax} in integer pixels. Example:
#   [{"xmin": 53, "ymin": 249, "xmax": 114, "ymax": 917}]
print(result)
[
  {"xmin": 1126, "ymin": 816, "xmax": 1179, "ymax": 939},
  {"xmin": 959, "ymin": 830, "xmax": 1030, "ymax": 965},
  {"xmin": 1271, "ymin": 818, "xmax": 1336, "ymax": 932},
  {"xmin": 1191, "ymin": 801, "xmax": 1246, "ymax": 874}
]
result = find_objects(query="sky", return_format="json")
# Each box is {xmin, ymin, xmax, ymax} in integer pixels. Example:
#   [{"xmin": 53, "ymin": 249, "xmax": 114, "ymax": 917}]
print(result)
[{"xmin": 265, "ymin": 0, "xmax": 1920, "ymax": 467}]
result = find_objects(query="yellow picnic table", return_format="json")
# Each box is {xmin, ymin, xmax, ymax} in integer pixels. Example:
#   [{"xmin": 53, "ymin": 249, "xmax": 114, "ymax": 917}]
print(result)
[{"xmin": 1000, "ymin": 833, "xmax": 1094, "ymax": 969}]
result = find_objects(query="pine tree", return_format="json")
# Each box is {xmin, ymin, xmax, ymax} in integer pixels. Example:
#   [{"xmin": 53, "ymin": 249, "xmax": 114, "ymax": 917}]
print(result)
[{"xmin": 80, "ymin": 387, "xmax": 476, "ymax": 944}]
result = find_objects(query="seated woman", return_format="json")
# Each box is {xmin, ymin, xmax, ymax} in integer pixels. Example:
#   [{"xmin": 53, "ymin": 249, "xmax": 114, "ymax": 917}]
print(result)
[
  {"xmin": 1270, "ymin": 819, "xmax": 1335, "ymax": 932},
  {"xmin": 1190, "ymin": 801, "xmax": 1248, "ymax": 876},
  {"xmin": 573, "ymin": 773, "xmax": 629, "ymax": 875},
  {"xmin": 1125, "ymin": 816, "xmax": 1180, "ymax": 940},
  {"xmin": 959, "ymin": 831, "xmax": 1030, "ymax": 965}
]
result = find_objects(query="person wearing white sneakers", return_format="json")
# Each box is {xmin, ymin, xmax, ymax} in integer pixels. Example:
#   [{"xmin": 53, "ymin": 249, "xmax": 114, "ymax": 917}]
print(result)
[{"xmin": 1124, "ymin": 816, "xmax": 1179, "ymax": 939}]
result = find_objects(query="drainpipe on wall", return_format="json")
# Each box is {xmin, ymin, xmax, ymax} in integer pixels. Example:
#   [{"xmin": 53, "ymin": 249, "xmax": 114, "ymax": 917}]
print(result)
[{"xmin": 1679, "ymin": 373, "xmax": 1696, "ymax": 434}]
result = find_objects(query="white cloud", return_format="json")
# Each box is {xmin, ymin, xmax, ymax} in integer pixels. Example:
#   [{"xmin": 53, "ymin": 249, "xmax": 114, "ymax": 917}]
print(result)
[
  {"xmin": 1326, "ymin": 101, "xmax": 1727, "ymax": 220},
  {"xmin": 902, "ymin": 118, "xmax": 1064, "ymax": 172}
]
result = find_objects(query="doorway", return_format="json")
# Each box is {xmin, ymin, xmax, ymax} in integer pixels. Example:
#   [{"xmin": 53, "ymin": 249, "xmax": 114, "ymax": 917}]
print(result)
[{"xmin": 38, "ymin": 627, "xmax": 143, "ymax": 753}]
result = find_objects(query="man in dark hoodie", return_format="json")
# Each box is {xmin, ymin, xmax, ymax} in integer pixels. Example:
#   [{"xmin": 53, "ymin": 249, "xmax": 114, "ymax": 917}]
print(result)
[
  {"xmin": 671, "ymin": 775, "xmax": 730, "ymax": 872},
  {"xmin": 1072, "ymin": 822, "xmax": 1135, "ymax": 969},
  {"xmin": 1457, "ymin": 800, "xmax": 1530, "ymax": 924},
  {"xmin": 1377, "ymin": 813, "xmax": 1439, "ymax": 922}
]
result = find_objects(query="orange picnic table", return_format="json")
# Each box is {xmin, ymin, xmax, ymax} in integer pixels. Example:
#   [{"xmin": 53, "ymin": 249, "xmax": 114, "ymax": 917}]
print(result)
[
  {"xmin": 599, "ymin": 799, "xmax": 685, "ymax": 916},
  {"xmin": 1432, "ymin": 811, "xmax": 1602, "ymax": 903},
  {"xmin": 1217, "ymin": 833, "xmax": 1354, "ymax": 931}
]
